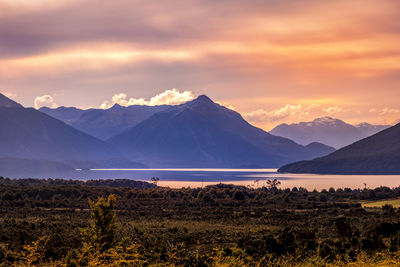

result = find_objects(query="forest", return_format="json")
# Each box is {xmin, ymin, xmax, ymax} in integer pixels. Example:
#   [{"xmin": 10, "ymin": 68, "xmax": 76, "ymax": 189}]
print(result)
[{"xmin": 1, "ymin": 177, "xmax": 400, "ymax": 266}]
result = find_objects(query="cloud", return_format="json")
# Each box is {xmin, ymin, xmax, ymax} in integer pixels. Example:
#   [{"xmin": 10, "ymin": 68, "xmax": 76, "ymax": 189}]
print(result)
[
  {"xmin": 324, "ymin": 106, "xmax": 342, "ymax": 115},
  {"xmin": 100, "ymin": 89, "xmax": 195, "ymax": 109},
  {"xmin": 243, "ymin": 104, "xmax": 304, "ymax": 123},
  {"xmin": 34, "ymin": 95, "xmax": 58, "ymax": 109},
  {"xmin": 215, "ymin": 100, "xmax": 235, "ymax": 110},
  {"xmin": 380, "ymin": 108, "xmax": 400, "ymax": 114},
  {"xmin": 243, "ymin": 103, "xmax": 347, "ymax": 127},
  {"xmin": 0, "ymin": 0, "xmax": 399, "ymax": 127}
]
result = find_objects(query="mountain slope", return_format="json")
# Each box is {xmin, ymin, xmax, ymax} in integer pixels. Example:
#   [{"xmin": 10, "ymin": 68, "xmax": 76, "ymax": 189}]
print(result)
[
  {"xmin": 39, "ymin": 106, "xmax": 85, "ymax": 124},
  {"xmin": 270, "ymin": 117, "xmax": 389, "ymax": 149},
  {"xmin": 0, "ymin": 93, "xmax": 23, "ymax": 108},
  {"xmin": 278, "ymin": 123, "xmax": 400, "ymax": 174},
  {"xmin": 108, "ymin": 95, "xmax": 335, "ymax": 168},
  {"xmin": 0, "ymin": 93, "xmax": 121, "ymax": 162},
  {"xmin": 355, "ymin": 122, "xmax": 390, "ymax": 137},
  {"xmin": 40, "ymin": 104, "xmax": 170, "ymax": 140},
  {"xmin": 0, "ymin": 107, "xmax": 121, "ymax": 161}
]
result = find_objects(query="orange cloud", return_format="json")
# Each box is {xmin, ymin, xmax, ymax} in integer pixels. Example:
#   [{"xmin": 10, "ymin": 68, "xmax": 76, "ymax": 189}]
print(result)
[{"xmin": 0, "ymin": 0, "xmax": 398, "ymax": 128}]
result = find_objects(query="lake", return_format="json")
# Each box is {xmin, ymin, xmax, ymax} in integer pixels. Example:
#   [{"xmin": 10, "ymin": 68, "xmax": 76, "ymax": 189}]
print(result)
[{"xmin": 71, "ymin": 168, "xmax": 400, "ymax": 190}]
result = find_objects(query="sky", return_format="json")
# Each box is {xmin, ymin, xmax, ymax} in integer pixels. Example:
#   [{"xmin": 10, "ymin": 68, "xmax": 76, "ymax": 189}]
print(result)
[{"xmin": 0, "ymin": 0, "xmax": 399, "ymax": 130}]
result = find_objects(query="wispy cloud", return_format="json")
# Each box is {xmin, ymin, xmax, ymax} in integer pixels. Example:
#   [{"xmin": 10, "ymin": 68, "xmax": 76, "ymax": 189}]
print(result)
[
  {"xmin": 243, "ymin": 104, "xmax": 304, "ymax": 123},
  {"xmin": 0, "ymin": 0, "xmax": 398, "ymax": 126},
  {"xmin": 324, "ymin": 106, "xmax": 343, "ymax": 115},
  {"xmin": 242, "ymin": 103, "xmax": 349, "ymax": 128},
  {"xmin": 380, "ymin": 108, "xmax": 400, "ymax": 115}
]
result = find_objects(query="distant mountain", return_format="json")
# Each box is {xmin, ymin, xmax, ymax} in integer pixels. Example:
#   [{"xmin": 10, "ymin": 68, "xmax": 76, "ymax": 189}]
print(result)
[
  {"xmin": 305, "ymin": 142, "xmax": 336, "ymax": 156},
  {"xmin": 278, "ymin": 123, "xmax": 400, "ymax": 174},
  {"xmin": 270, "ymin": 117, "xmax": 390, "ymax": 148},
  {"xmin": 108, "ymin": 95, "xmax": 335, "ymax": 168},
  {"xmin": 0, "ymin": 93, "xmax": 121, "ymax": 162},
  {"xmin": 39, "ymin": 106, "xmax": 85, "ymax": 124},
  {"xmin": 355, "ymin": 122, "xmax": 390, "ymax": 137},
  {"xmin": 40, "ymin": 104, "xmax": 170, "ymax": 140}
]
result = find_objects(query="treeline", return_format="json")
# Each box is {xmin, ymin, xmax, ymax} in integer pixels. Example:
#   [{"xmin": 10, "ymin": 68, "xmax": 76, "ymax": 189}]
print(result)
[
  {"xmin": 0, "ymin": 178, "xmax": 399, "ymax": 210},
  {"xmin": 1, "ymin": 179, "xmax": 400, "ymax": 265},
  {"xmin": 0, "ymin": 177, "xmax": 156, "ymax": 188}
]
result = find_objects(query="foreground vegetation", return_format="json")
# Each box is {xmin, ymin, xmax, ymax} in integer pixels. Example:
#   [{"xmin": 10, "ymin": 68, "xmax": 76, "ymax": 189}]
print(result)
[
  {"xmin": 1, "ymin": 177, "xmax": 400, "ymax": 266},
  {"xmin": 362, "ymin": 198, "xmax": 400, "ymax": 208}
]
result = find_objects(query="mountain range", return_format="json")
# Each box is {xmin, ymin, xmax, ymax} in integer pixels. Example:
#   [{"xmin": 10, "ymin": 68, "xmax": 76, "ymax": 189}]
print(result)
[
  {"xmin": 0, "ymin": 93, "xmax": 336, "ymax": 172},
  {"xmin": 2, "ymin": 92, "xmax": 398, "ymax": 174},
  {"xmin": 40, "ymin": 104, "xmax": 170, "ymax": 140},
  {"xmin": 0, "ymin": 93, "xmax": 141, "ymax": 173},
  {"xmin": 13, "ymin": 91, "xmax": 400, "ymax": 174},
  {"xmin": 270, "ymin": 117, "xmax": 390, "ymax": 149},
  {"xmin": 108, "ymin": 95, "xmax": 335, "ymax": 167},
  {"xmin": 278, "ymin": 122, "xmax": 400, "ymax": 174},
  {"xmin": 0, "ymin": 106, "xmax": 119, "ymax": 161}
]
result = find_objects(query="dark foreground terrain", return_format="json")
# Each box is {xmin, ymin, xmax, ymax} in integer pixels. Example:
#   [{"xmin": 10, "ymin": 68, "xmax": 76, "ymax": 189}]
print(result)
[{"xmin": 1, "ymin": 177, "xmax": 400, "ymax": 266}]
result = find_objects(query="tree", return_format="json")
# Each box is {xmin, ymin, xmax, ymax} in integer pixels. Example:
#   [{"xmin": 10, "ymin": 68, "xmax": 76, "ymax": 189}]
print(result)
[
  {"xmin": 83, "ymin": 195, "xmax": 118, "ymax": 253},
  {"xmin": 266, "ymin": 179, "xmax": 281, "ymax": 190},
  {"xmin": 150, "ymin": 177, "xmax": 160, "ymax": 186}
]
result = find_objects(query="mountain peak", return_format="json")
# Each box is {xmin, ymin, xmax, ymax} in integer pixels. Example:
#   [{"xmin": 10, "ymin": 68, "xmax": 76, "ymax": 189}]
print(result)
[
  {"xmin": 0, "ymin": 93, "xmax": 23, "ymax": 108},
  {"xmin": 194, "ymin": 95, "xmax": 213, "ymax": 103},
  {"xmin": 110, "ymin": 103, "xmax": 123, "ymax": 109},
  {"xmin": 182, "ymin": 95, "xmax": 216, "ymax": 109}
]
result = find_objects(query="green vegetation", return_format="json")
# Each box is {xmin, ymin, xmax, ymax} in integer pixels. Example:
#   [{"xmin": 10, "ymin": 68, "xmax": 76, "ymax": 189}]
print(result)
[
  {"xmin": 1, "ymin": 177, "xmax": 400, "ymax": 266},
  {"xmin": 362, "ymin": 198, "xmax": 400, "ymax": 208}
]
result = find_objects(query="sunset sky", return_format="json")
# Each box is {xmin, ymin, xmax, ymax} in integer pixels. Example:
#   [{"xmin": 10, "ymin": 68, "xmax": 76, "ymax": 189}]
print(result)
[{"xmin": 0, "ymin": 0, "xmax": 399, "ymax": 130}]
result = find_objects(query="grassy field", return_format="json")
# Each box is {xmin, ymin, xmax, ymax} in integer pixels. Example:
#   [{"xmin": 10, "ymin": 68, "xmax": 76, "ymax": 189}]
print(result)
[{"xmin": 362, "ymin": 198, "xmax": 400, "ymax": 208}]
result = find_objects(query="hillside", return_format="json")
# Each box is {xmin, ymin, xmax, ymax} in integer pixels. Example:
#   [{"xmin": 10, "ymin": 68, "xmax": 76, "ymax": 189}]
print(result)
[
  {"xmin": 0, "ymin": 93, "xmax": 23, "ymax": 108},
  {"xmin": 278, "ymin": 123, "xmax": 400, "ymax": 174},
  {"xmin": 0, "ymin": 93, "xmax": 121, "ymax": 162}
]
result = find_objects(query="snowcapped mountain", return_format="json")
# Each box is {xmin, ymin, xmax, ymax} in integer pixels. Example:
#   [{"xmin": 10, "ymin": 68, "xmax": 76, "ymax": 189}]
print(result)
[{"xmin": 270, "ymin": 117, "xmax": 390, "ymax": 149}]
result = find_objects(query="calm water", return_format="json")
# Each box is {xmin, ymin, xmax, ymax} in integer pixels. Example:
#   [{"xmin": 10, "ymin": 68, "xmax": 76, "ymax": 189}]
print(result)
[{"xmin": 71, "ymin": 168, "xmax": 400, "ymax": 190}]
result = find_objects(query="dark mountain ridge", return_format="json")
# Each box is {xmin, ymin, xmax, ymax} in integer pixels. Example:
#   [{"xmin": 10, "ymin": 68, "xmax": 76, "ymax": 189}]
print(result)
[
  {"xmin": 278, "ymin": 123, "xmax": 400, "ymax": 174},
  {"xmin": 0, "ymin": 93, "xmax": 121, "ymax": 162},
  {"xmin": 0, "ymin": 93, "xmax": 23, "ymax": 108},
  {"xmin": 39, "ymin": 106, "xmax": 85, "ymax": 124}
]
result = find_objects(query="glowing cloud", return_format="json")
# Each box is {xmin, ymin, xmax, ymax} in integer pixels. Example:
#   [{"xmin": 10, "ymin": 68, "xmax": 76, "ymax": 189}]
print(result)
[
  {"xmin": 243, "ymin": 103, "xmax": 348, "ymax": 129},
  {"xmin": 324, "ymin": 106, "xmax": 343, "ymax": 115},
  {"xmin": 243, "ymin": 104, "xmax": 304, "ymax": 123},
  {"xmin": 34, "ymin": 95, "xmax": 58, "ymax": 109},
  {"xmin": 100, "ymin": 89, "xmax": 195, "ymax": 109}
]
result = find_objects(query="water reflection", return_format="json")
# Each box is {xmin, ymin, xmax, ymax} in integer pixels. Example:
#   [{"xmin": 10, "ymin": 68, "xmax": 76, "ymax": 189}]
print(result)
[{"xmin": 75, "ymin": 169, "xmax": 400, "ymax": 190}]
